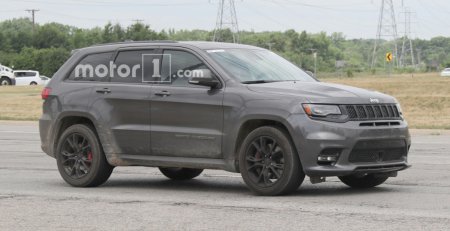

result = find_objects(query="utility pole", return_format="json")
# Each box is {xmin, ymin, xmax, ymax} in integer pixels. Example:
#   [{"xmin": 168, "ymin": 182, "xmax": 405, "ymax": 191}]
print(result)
[
  {"xmin": 26, "ymin": 9, "xmax": 39, "ymax": 34},
  {"xmin": 213, "ymin": 0, "xmax": 240, "ymax": 43},
  {"xmin": 399, "ymin": 8, "xmax": 416, "ymax": 67},
  {"xmin": 132, "ymin": 19, "xmax": 144, "ymax": 24},
  {"xmin": 308, "ymin": 49, "xmax": 318, "ymax": 76},
  {"xmin": 371, "ymin": 0, "xmax": 399, "ymax": 69}
]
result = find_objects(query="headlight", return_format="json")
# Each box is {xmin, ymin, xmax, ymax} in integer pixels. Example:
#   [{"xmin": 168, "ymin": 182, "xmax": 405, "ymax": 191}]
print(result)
[
  {"xmin": 302, "ymin": 104, "xmax": 341, "ymax": 117},
  {"xmin": 395, "ymin": 103, "xmax": 403, "ymax": 115}
]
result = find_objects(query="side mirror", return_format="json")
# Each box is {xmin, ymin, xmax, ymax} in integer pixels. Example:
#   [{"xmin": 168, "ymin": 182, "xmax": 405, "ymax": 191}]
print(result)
[{"xmin": 188, "ymin": 69, "xmax": 220, "ymax": 88}]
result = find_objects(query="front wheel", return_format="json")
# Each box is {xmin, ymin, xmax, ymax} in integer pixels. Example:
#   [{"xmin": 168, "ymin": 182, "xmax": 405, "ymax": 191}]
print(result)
[
  {"xmin": 339, "ymin": 174, "xmax": 389, "ymax": 188},
  {"xmin": 0, "ymin": 77, "xmax": 11, "ymax": 86},
  {"xmin": 159, "ymin": 167, "xmax": 203, "ymax": 180},
  {"xmin": 239, "ymin": 126, "xmax": 305, "ymax": 196}
]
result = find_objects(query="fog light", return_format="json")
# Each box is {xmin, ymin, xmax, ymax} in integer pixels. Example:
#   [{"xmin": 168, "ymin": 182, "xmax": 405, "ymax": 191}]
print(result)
[
  {"xmin": 317, "ymin": 148, "xmax": 342, "ymax": 165},
  {"xmin": 318, "ymin": 156, "xmax": 337, "ymax": 162}
]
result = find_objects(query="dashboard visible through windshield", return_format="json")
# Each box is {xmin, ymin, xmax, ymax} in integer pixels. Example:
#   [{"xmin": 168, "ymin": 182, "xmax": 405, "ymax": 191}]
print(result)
[{"xmin": 206, "ymin": 49, "xmax": 317, "ymax": 83}]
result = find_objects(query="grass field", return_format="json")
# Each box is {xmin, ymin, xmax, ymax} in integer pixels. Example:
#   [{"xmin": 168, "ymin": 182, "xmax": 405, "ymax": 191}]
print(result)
[
  {"xmin": 0, "ymin": 73, "xmax": 449, "ymax": 129},
  {"xmin": 323, "ymin": 73, "xmax": 450, "ymax": 129}
]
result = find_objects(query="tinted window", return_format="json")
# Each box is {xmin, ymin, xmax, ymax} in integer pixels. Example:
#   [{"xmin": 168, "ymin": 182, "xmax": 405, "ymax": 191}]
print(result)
[
  {"xmin": 160, "ymin": 50, "xmax": 209, "ymax": 87},
  {"xmin": 68, "ymin": 52, "xmax": 114, "ymax": 82},
  {"xmin": 112, "ymin": 50, "xmax": 154, "ymax": 83},
  {"xmin": 14, "ymin": 72, "xmax": 36, "ymax": 77}
]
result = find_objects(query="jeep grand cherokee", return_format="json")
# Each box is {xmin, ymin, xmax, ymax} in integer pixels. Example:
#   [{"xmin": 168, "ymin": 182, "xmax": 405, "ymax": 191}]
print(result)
[{"xmin": 39, "ymin": 41, "xmax": 410, "ymax": 195}]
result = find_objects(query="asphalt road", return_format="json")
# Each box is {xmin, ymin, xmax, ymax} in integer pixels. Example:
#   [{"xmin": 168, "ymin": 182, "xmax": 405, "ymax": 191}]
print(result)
[{"xmin": 0, "ymin": 122, "xmax": 449, "ymax": 231}]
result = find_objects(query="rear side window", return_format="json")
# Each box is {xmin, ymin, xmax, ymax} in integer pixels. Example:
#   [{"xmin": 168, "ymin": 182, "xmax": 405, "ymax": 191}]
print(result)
[
  {"xmin": 111, "ymin": 50, "xmax": 155, "ymax": 83},
  {"xmin": 14, "ymin": 72, "xmax": 36, "ymax": 77},
  {"xmin": 68, "ymin": 52, "xmax": 114, "ymax": 82}
]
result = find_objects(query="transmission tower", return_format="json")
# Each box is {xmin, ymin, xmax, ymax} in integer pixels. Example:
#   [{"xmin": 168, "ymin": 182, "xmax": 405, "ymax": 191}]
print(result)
[
  {"xmin": 213, "ymin": 0, "xmax": 240, "ymax": 43},
  {"xmin": 371, "ymin": 0, "xmax": 399, "ymax": 69},
  {"xmin": 399, "ymin": 8, "xmax": 416, "ymax": 67}
]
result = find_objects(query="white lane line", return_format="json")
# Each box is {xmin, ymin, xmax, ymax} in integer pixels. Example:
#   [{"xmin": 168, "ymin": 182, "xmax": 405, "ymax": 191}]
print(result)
[{"xmin": 0, "ymin": 131, "xmax": 39, "ymax": 134}]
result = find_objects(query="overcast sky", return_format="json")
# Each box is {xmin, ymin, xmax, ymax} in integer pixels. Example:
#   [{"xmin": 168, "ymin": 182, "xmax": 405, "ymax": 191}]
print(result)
[{"xmin": 1, "ymin": 0, "xmax": 449, "ymax": 39}]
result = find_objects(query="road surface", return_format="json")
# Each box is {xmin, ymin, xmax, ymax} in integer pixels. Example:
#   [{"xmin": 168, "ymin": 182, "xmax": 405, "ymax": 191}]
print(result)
[{"xmin": 0, "ymin": 122, "xmax": 449, "ymax": 230}]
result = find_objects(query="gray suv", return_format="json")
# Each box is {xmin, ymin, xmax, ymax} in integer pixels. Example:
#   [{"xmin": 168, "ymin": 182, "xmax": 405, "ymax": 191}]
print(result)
[{"xmin": 39, "ymin": 41, "xmax": 410, "ymax": 195}]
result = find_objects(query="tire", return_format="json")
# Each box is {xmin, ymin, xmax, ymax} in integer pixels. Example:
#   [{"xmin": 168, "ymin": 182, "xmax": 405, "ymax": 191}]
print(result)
[
  {"xmin": 30, "ymin": 82, "xmax": 37, "ymax": 85},
  {"xmin": 159, "ymin": 167, "xmax": 203, "ymax": 180},
  {"xmin": 339, "ymin": 174, "xmax": 389, "ymax": 188},
  {"xmin": 0, "ymin": 77, "xmax": 11, "ymax": 86},
  {"xmin": 55, "ymin": 124, "xmax": 114, "ymax": 187},
  {"xmin": 239, "ymin": 126, "xmax": 305, "ymax": 196}
]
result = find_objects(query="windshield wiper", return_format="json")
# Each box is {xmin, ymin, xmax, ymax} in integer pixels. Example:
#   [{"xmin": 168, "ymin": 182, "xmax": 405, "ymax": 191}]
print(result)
[{"xmin": 241, "ymin": 80, "xmax": 280, "ymax": 84}]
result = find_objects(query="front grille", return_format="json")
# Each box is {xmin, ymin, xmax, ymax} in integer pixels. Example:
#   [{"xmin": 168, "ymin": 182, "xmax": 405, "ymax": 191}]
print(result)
[
  {"xmin": 348, "ymin": 140, "xmax": 407, "ymax": 163},
  {"xmin": 344, "ymin": 104, "xmax": 401, "ymax": 121}
]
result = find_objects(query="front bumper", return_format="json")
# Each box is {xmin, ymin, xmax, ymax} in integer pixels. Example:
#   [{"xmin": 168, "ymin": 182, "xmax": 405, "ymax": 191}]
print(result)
[{"xmin": 288, "ymin": 114, "xmax": 411, "ymax": 177}]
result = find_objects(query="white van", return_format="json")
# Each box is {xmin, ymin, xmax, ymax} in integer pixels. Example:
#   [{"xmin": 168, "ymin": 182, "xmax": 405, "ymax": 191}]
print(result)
[{"xmin": 13, "ymin": 70, "xmax": 45, "ymax": 85}]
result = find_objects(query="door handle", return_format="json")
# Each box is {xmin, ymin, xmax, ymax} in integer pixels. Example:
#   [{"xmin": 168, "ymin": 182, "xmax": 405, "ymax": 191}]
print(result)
[
  {"xmin": 95, "ymin": 88, "xmax": 111, "ymax": 94},
  {"xmin": 154, "ymin": 90, "xmax": 171, "ymax": 97}
]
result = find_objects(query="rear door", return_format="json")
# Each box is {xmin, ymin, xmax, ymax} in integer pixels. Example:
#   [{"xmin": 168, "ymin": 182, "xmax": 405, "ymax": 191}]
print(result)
[
  {"xmin": 150, "ymin": 48, "xmax": 224, "ymax": 159},
  {"xmin": 90, "ymin": 48, "xmax": 158, "ymax": 156}
]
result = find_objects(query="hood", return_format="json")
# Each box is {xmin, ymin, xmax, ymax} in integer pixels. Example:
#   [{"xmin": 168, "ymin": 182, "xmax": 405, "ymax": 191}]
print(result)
[{"xmin": 247, "ymin": 81, "xmax": 397, "ymax": 104}]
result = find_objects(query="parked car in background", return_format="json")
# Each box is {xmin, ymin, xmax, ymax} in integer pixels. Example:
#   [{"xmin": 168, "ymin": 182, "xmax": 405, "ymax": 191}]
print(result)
[
  {"xmin": 40, "ymin": 76, "xmax": 51, "ymax": 85},
  {"xmin": 440, "ymin": 68, "xmax": 450, "ymax": 77},
  {"xmin": 0, "ymin": 64, "xmax": 15, "ymax": 86},
  {"xmin": 13, "ymin": 70, "xmax": 44, "ymax": 85}
]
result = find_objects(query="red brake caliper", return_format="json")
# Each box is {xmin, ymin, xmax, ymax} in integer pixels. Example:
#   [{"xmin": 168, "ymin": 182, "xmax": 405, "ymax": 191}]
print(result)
[{"xmin": 87, "ymin": 151, "xmax": 93, "ymax": 161}]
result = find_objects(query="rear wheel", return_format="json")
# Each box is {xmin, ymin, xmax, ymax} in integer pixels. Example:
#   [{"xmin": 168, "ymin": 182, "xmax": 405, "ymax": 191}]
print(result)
[
  {"xmin": 30, "ymin": 82, "xmax": 37, "ymax": 85},
  {"xmin": 56, "ymin": 124, "xmax": 113, "ymax": 187},
  {"xmin": 0, "ymin": 77, "xmax": 11, "ymax": 86},
  {"xmin": 339, "ymin": 174, "xmax": 389, "ymax": 188},
  {"xmin": 159, "ymin": 167, "xmax": 203, "ymax": 180},
  {"xmin": 239, "ymin": 126, "xmax": 304, "ymax": 196}
]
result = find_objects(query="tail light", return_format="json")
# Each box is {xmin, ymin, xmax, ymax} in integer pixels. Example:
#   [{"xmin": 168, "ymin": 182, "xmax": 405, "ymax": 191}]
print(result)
[{"xmin": 41, "ymin": 87, "xmax": 51, "ymax": 100}]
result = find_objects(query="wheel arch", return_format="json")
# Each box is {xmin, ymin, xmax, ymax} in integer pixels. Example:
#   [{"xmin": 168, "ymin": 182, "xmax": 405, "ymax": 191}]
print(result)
[
  {"xmin": 52, "ymin": 112, "xmax": 101, "ymax": 157},
  {"xmin": 232, "ymin": 117, "xmax": 299, "ymax": 171}
]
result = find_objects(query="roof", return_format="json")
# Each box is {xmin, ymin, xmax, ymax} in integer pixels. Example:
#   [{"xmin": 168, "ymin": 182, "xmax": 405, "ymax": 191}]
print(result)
[{"xmin": 76, "ymin": 40, "xmax": 263, "ymax": 53}]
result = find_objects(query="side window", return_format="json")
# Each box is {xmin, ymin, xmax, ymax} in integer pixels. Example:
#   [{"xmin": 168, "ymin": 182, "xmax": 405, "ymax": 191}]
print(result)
[
  {"xmin": 68, "ymin": 52, "xmax": 114, "ymax": 82},
  {"xmin": 25, "ymin": 72, "xmax": 36, "ymax": 77},
  {"xmin": 112, "ymin": 50, "xmax": 154, "ymax": 83},
  {"xmin": 14, "ymin": 72, "xmax": 25, "ymax": 78},
  {"xmin": 160, "ymin": 50, "xmax": 210, "ymax": 87}
]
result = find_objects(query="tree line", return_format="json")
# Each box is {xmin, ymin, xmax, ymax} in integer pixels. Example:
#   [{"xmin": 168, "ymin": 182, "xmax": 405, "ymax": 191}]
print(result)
[{"xmin": 1, "ymin": 18, "xmax": 449, "ymax": 77}]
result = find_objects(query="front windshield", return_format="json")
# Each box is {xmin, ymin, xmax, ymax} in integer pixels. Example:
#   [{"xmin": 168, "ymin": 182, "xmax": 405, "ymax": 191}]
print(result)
[{"xmin": 207, "ymin": 49, "xmax": 316, "ymax": 83}]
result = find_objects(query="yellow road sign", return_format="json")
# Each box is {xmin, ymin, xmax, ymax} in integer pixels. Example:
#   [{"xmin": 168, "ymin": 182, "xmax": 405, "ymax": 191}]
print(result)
[{"xmin": 386, "ymin": 52, "xmax": 393, "ymax": 62}]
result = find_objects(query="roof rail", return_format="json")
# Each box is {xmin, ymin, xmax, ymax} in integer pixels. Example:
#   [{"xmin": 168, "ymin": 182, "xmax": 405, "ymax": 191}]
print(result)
[{"xmin": 88, "ymin": 40, "xmax": 178, "ymax": 48}]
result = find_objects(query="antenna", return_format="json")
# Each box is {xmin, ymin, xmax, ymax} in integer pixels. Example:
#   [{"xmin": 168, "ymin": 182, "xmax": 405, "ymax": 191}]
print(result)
[
  {"xmin": 371, "ymin": 0, "xmax": 399, "ymax": 69},
  {"xmin": 213, "ymin": 0, "xmax": 240, "ymax": 43}
]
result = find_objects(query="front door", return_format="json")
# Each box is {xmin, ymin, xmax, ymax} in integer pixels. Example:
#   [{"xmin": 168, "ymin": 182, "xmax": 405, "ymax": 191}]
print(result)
[{"xmin": 150, "ymin": 49, "xmax": 224, "ymax": 159}]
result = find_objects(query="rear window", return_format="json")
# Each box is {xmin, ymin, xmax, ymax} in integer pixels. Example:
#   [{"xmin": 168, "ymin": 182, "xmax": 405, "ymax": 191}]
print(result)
[{"xmin": 68, "ymin": 52, "xmax": 114, "ymax": 82}]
